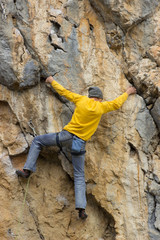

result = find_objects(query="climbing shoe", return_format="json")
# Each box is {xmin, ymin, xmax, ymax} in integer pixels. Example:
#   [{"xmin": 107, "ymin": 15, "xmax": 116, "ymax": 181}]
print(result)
[
  {"xmin": 79, "ymin": 209, "xmax": 88, "ymax": 220},
  {"xmin": 16, "ymin": 169, "xmax": 30, "ymax": 178}
]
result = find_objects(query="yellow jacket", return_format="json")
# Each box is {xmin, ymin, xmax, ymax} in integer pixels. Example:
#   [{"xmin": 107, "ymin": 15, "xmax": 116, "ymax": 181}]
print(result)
[{"xmin": 51, "ymin": 80, "xmax": 128, "ymax": 141}]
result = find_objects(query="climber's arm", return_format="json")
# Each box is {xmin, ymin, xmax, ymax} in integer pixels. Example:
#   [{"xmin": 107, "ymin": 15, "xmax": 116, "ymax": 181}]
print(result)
[{"xmin": 45, "ymin": 76, "xmax": 81, "ymax": 103}]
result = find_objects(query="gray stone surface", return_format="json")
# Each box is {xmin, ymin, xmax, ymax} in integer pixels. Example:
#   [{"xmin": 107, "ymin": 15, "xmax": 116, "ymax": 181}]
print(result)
[
  {"xmin": 151, "ymin": 98, "xmax": 160, "ymax": 132},
  {"xmin": 0, "ymin": 27, "xmax": 18, "ymax": 89},
  {"xmin": 21, "ymin": 60, "xmax": 40, "ymax": 88},
  {"xmin": 155, "ymin": 203, "xmax": 160, "ymax": 231},
  {"xmin": 89, "ymin": 0, "xmax": 159, "ymax": 30},
  {"xmin": 0, "ymin": 0, "xmax": 160, "ymax": 239},
  {"xmin": 0, "ymin": 2, "xmax": 82, "ymax": 91},
  {"xmin": 148, "ymin": 182, "xmax": 160, "ymax": 239},
  {"xmin": 135, "ymin": 101, "xmax": 157, "ymax": 152},
  {"xmin": 0, "ymin": 1, "xmax": 39, "ymax": 90},
  {"xmin": 48, "ymin": 26, "xmax": 82, "ymax": 92}
]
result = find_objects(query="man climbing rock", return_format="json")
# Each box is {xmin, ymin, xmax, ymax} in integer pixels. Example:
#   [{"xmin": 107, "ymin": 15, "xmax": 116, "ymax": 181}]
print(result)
[{"xmin": 16, "ymin": 76, "xmax": 136, "ymax": 219}]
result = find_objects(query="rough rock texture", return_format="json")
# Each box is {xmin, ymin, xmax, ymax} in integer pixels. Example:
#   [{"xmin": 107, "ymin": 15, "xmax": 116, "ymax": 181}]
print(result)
[{"xmin": 0, "ymin": 0, "xmax": 160, "ymax": 240}]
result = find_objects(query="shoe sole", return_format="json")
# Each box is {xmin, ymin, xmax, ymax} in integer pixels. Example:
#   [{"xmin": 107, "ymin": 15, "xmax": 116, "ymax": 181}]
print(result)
[
  {"xmin": 79, "ymin": 214, "xmax": 88, "ymax": 220},
  {"xmin": 16, "ymin": 171, "xmax": 30, "ymax": 178}
]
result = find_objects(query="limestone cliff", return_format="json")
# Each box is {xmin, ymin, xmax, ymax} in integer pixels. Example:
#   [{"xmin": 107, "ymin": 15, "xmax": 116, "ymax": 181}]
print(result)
[{"xmin": 0, "ymin": 0, "xmax": 160, "ymax": 240}]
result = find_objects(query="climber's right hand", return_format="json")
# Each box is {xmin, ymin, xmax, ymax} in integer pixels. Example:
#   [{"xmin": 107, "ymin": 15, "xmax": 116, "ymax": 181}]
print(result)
[{"xmin": 45, "ymin": 76, "xmax": 54, "ymax": 84}]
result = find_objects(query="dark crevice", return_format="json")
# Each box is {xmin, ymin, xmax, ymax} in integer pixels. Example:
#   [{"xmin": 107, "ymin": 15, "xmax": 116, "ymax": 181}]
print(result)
[
  {"xmin": 73, "ymin": 23, "xmax": 79, "ymax": 28},
  {"xmin": 40, "ymin": 70, "xmax": 61, "ymax": 81},
  {"xmin": 49, "ymin": 21, "xmax": 67, "ymax": 52},
  {"xmin": 89, "ymin": 23, "xmax": 94, "ymax": 32},
  {"xmin": 28, "ymin": 207, "xmax": 45, "ymax": 240},
  {"xmin": 50, "ymin": 20, "xmax": 61, "ymax": 33},
  {"xmin": 128, "ymin": 142, "xmax": 137, "ymax": 157},
  {"xmin": 124, "ymin": 70, "xmax": 159, "ymax": 112},
  {"xmin": 147, "ymin": 188, "xmax": 160, "ymax": 236},
  {"xmin": 50, "ymin": 42, "xmax": 66, "ymax": 52},
  {"xmin": 61, "ymin": 36, "xmax": 65, "ymax": 43},
  {"xmin": 126, "ymin": 12, "xmax": 153, "ymax": 32},
  {"xmin": 13, "ymin": 12, "xmax": 30, "ymax": 26},
  {"xmin": 124, "ymin": 72, "xmax": 144, "ymax": 96},
  {"xmin": 153, "ymin": 173, "xmax": 160, "ymax": 184},
  {"xmin": 64, "ymin": 15, "xmax": 79, "ymax": 27},
  {"xmin": 12, "ymin": 15, "xmax": 17, "ymax": 27},
  {"xmin": 87, "ymin": 194, "xmax": 116, "ymax": 240},
  {"xmin": 18, "ymin": 179, "xmax": 45, "ymax": 240}
]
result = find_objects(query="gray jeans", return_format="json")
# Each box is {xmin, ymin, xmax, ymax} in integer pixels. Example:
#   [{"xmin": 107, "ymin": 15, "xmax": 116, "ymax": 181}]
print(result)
[{"xmin": 24, "ymin": 130, "xmax": 87, "ymax": 209}]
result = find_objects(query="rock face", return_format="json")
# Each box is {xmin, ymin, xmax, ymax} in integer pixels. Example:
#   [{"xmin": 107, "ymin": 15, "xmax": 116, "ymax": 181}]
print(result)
[{"xmin": 0, "ymin": 0, "xmax": 160, "ymax": 240}]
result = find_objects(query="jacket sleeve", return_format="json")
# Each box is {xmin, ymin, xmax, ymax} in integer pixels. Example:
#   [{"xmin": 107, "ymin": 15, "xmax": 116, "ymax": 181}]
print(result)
[
  {"xmin": 51, "ymin": 80, "xmax": 82, "ymax": 103},
  {"xmin": 102, "ymin": 92, "xmax": 128, "ymax": 113}
]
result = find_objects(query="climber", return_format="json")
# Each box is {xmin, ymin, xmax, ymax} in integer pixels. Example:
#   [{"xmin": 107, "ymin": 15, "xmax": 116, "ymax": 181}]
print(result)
[{"xmin": 16, "ymin": 76, "xmax": 136, "ymax": 220}]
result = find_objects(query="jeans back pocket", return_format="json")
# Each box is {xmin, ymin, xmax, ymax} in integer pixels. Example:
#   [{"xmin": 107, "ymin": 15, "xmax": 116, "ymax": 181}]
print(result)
[{"xmin": 71, "ymin": 135, "xmax": 86, "ymax": 155}]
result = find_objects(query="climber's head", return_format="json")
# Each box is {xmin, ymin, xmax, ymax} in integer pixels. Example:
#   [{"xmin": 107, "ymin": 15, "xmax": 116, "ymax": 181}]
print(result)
[{"xmin": 88, "ymin": 86, "xmax": 103, "ymax": 102}]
